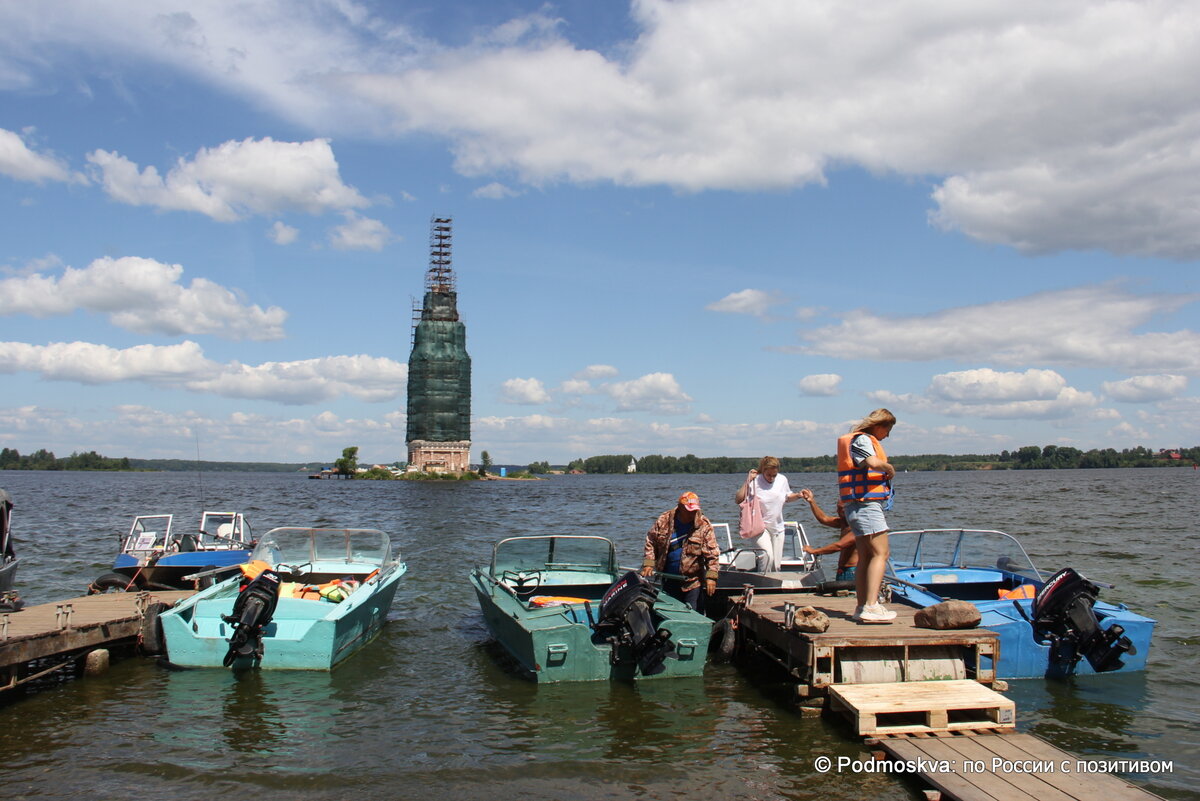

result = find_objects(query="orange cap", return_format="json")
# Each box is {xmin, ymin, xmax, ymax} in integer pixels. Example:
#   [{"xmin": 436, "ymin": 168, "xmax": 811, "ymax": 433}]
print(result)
[{"xmin": 678, "ymin": 491, "xmax": 700, "ymax": 510}]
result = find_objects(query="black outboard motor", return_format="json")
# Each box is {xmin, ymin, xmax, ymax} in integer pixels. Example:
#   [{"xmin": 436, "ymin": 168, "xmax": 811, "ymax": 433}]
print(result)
[
  {"xmin": 221, "ymin": 569, "xmax": 281, "ymax": 667},
  {"xmin": 592, "ymin": 571, "xmax": 675, "ymax": 676},
  {"xmin": 1030, "ymin": 567, "xmax": 1135, "ymax": 674}
]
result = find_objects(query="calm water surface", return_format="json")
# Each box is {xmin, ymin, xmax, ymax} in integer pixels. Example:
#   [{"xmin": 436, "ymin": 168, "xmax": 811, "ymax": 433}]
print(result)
[{"xmin": 0, "ymin": 469, "xmax": 1196, "ymax": 800}]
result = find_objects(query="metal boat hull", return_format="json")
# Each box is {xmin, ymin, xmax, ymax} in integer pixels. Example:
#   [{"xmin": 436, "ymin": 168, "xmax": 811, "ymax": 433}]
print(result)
[
  {"xmin": 471, "ymin": 570, "xmax": 711, "ymax": 682},
  {"xmin": 162, "ymin": 567, "xmax": 404, "ymax": 669}
]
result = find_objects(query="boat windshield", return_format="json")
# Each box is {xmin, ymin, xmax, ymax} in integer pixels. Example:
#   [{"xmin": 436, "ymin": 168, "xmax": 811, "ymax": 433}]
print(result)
[
  {"xmin": 124, "ymin": 514, "xmax": 173, "ymax": 552},
  {"xmin": 490, "ymin": 535, "xmax": 616, "ymax": 577},
  {"xmin": 251, "ymin": 527, "xmax": 392, "ymax": 569},
  {"xmin": 887, "ymin": 529, "xmax": 1042, "ymax": 582},
  {"xmin": 199, "ymin": 511, "xmax": 251, "ymax": 547}
]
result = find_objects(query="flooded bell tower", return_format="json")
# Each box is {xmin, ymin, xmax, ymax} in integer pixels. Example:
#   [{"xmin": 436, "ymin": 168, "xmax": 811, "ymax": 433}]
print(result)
[{"xmin": 405, "ymin": 216, "xmax": 472, "ymax": 473}]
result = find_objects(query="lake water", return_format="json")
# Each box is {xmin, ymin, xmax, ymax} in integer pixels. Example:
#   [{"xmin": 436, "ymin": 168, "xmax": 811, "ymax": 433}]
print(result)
[{"xmin": 0, "ymin": 468, "xmax": 1196, "ymax": 800}]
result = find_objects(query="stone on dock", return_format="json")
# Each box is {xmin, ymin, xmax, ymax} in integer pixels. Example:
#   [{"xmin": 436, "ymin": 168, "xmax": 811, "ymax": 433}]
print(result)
[{"xmin": 913, "ymin": 600, "xmax": 981, "ymax": 630}]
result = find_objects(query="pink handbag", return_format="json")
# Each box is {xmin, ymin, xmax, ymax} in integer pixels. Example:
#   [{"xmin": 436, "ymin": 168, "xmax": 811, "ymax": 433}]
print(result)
[{"xmin": 738, "ymin": 480, "xmax": 766, "ymax": 539}]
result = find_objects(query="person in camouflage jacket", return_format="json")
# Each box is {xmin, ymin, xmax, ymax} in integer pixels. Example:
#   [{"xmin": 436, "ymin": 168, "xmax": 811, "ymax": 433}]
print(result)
[{"xmin": 640, "ymin": 491, "xmax": 721, "ymax": 611}]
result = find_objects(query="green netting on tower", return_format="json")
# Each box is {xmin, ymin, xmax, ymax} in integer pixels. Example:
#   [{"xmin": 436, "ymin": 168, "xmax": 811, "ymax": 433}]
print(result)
[{"xmin": 406, "ymin": 218, "xmax": 471, "ymax": 443}]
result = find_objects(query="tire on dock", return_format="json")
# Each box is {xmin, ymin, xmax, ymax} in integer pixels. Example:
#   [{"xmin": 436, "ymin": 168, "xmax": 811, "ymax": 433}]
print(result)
[
  {"xmin": 88, "ymin": 572, "xmax": 135, "ymax": 594},
  {"xmin": 139, "ymin": 602, "xmax": 169, "ymax": 656}
]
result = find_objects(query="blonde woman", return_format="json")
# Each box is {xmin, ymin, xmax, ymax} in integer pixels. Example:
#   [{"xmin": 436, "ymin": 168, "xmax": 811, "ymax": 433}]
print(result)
[
  {"xmin": 836, "ymin": 409, "xmax": 897, "ymax": 623},
  {"xmin": 735, "ymin": 456, "xmax": 801, "ymax": 571}
]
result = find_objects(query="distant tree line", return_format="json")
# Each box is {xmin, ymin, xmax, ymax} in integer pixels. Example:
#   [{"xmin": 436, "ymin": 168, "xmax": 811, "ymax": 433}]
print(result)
[
  {"xmin": 1, "ymin": 447, "xmax": 132, "ymax": 471},
  {"xmin": 562, "ymin": 446, "xmax": 1200, "ymax": 474}
]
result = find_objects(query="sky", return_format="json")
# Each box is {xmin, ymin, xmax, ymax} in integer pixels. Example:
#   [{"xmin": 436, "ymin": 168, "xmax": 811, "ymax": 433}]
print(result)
[{"xmin": 1, "ymin": 0, "xmax": 1199, "ymax": 467}]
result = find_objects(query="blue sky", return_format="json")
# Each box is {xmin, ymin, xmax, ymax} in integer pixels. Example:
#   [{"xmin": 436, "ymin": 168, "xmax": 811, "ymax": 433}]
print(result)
[{"xmin": 1, "ymin": 0, "xmax": 1198, "ymax": 466}]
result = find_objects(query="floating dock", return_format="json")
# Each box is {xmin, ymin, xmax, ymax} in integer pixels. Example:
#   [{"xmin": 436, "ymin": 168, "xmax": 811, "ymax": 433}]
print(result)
[
  {"xmin": 733, "ymin": 590, "xmax": 999, "ymax": 697},
  {"xmin": 731, "ymin": 590, "xmax": 1165, "ymax": 801},
  {"xmin": 0, "ymin": 590, "xmax": 191, "ymax": 690}
]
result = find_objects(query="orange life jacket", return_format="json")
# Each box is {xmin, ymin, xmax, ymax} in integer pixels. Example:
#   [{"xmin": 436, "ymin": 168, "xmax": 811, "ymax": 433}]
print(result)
[
  {"xmin": 837, "ymin": 432, "xmax": 892, "ymax": 503},
  {"xmin": 529, "ymin": 596, "xmax": 590, "ymax": 607},
  {"xmin": 998, "ymin": 584, "xmax": 1036, "ymax": 600},
  {"xmin": 238, "ymin": 560, "xmax": 273, "ymax": 581}
]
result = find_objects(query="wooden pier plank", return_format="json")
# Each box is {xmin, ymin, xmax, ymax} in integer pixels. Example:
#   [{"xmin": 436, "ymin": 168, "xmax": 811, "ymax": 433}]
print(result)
[
  {"xmin": 889, "ymin": 736, "xmax": 1036, "ymax": 801},
  {"xmin": 878, "ymin": 734, "xmax": 1167, "ymax": 801}
]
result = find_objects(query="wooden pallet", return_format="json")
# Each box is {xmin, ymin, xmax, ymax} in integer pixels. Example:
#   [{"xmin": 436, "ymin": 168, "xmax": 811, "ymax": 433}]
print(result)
[{"xmin": 829, "ymin": 679, "xmax": 1015, "ymax": 736}]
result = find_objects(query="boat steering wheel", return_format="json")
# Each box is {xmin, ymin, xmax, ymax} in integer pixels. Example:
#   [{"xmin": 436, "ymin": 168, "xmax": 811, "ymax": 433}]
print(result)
[
  {"xmin": 500, "ymin": 569, "xmax": 543, "ymax": 595},
  {"xmin": 276, "ymin": 562, "xmax": 312, "ymax": 579}
]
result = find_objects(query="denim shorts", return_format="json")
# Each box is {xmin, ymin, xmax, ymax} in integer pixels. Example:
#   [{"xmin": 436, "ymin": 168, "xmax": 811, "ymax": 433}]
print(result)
[{"xmin": 844, "ymin": 501, "xmax": 889, "ymax": 537}]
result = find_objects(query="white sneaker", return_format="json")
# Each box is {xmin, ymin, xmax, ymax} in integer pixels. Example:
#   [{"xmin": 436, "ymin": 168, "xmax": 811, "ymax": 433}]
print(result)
[
  {"xmin": 851, "ymin": 605, "xmax": 864, "ymax": 621},
  {"xmin": 858, "ymin": 604, "xmax": 897, "ymax": 624}
]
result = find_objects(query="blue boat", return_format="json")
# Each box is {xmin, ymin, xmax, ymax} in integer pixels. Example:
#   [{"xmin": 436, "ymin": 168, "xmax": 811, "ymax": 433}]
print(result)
[
  {"xmin": 159, "ymin": 526, "xmax": 406, "ymax": 670},
  {"xmin": 470, "ymin": 535, "xmax": 712, "ymax": 682},
  {"xmin": 90, "ymin": 511, "xmax": 254, "ymax": 592},
  {"xmin": 885, "ymin": 528, "xmax": 1155, "ymax": 680}
]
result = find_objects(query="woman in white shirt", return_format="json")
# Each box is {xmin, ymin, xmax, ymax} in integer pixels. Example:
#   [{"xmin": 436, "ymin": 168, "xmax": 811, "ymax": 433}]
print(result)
[{"xmin": 734, "ymin": 455, "xmax": 801, "ymax": 571}]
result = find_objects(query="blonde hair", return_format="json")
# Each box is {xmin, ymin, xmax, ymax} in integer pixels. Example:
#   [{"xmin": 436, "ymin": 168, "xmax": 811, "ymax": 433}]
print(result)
[
  {"xmin": 758, "ymin": 455, "xmax": 780, "ymax": 471},
  {"xmin": 851, "ymin": 408, "xmax": 896, "ymax": 433}
]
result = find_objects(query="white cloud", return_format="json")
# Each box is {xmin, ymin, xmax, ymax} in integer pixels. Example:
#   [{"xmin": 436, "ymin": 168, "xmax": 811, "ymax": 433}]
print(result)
[
  {"xmin": 0, "ymin": 341, "xmax": 406, "ymax": 404},
  {"xmin": 798, "ymin": 373, "xmax": 841, "ymax": 396},
  {"xmin": 602, "ymin": 372, "xmax": 693, "ymax": 413},
  {"xmin": 575, "ymin": 364, "xmax": 618, "ymax": 380},
  {"xmin": 0, "ymin": 404, "xmax": 409, "ymax": 462},
  {"xmin": 1102, "ymin": 374, "xmax": 1189, "ymax": 403},
  {"xmin": 0, "ymin": 127, "xmax": 83, "ymax": 184},
  {"xmin": 9, "ymin": 3, "xmax": 1200, "ymax": 256},
  {"xmin": 870, "ymin": 369, "xmax": 1100, "ymax": 420},
  {"xmin": 329, "ymin": 211, "xmax": 391, "ymax": 251},
  {"xmin": 706, "ymin": 288, "xmax": 779, "ymax": 318},
  {"xmin": 188, "ymin": 354, "xmax": 408, "ymax": 403},
  {"xmin": 268, "ymin": 221, "xmax": 299, "ymax": 245},
  {"xmin": 0, "ymin": 340, "xmax": 212, "ymax": 384},
  {"xmin": 0, "ymin": 256, "xmax": 287, "ymax": 340},
  {"xmin": 499, "ymin": 377, "xmax": 551, "ymax": 404},
  {"xmin": 472, "ymin": 181, "xmax": 521, "ymax": 199},
  {"xmin": 86, "ymin": 137, "xmax": 369, "ymax": 222},
  {"xmin": 929, "ymin": 368, "xmax": 1066, "ymax": 403},
  {"xmin": 798, "ymin": 283, "xmax": 1200, "ymax": 374},
  {"xmin": 559, "ymin": 378, "xmax": 595, "ymax": 395}
]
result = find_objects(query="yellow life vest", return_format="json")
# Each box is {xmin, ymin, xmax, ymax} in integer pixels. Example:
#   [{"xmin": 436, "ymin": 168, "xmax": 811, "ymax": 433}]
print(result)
[{"xmin": 837, "ymin": 432, "xmax": 892, "ymax": 503}]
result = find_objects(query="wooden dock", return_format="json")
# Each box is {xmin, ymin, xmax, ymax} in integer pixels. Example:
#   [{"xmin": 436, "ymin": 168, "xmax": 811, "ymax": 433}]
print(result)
[
  {"xmin": 869, "ymin": 730, "xmax": 1167, "ymax": 801},
  {"xmin": 733, "ymin": 590, "xmax": 1000, "ymax": 696},
  {"xmin": 0, "ymin": 590, "xmax": 192, "ymax": 690}
]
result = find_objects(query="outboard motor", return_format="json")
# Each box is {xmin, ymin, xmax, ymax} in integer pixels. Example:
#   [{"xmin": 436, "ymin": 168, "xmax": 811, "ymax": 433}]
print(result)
[
  {"xmin": 1030, "ymin": 567, "xmax": 1135, "ymax": 674},
  {"xmin": 221, "ymin": 569, "xmax": 281, "ymax": 667},
  {"xmin": 592, "ymin": 571, "xmax": 675, "ymax": 676}
]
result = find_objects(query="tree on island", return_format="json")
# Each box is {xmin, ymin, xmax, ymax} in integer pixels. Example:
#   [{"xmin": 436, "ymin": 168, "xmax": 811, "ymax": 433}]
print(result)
[
  {"xmin": 334, "ymin": 446, "xmax": 359, "ymax": 479},
  {"xmin": 527, "ymin": 461, "xmax": 551, "ymax": 474},
  {"xmin": 479, "ymin": 450, "xmax": 493, "ymax": 476}
]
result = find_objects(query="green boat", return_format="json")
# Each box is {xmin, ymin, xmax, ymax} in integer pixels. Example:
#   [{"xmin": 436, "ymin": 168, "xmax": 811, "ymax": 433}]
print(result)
[
  {"xmin": 159, "ymin": 527, "xmax": 405, "ymax": 670},
  {"xmin": 470, "ymin": 535, "xmax": 712, "ymax": 683}
]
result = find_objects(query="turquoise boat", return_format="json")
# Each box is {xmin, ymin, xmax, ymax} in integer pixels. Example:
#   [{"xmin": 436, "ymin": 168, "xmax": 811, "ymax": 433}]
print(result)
[
  {"xmin": 470, "ymin": 535, "xmax": 712, "ymax": 683},
  {"xmin": 159, "ymin": 527, "xmax": 405, "ymax": 670}
]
